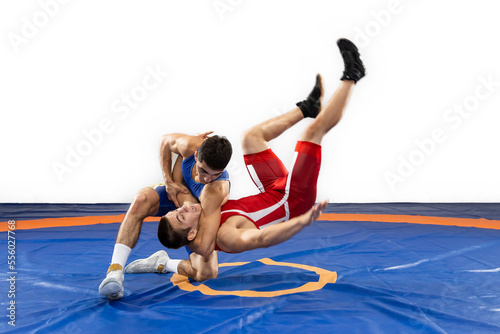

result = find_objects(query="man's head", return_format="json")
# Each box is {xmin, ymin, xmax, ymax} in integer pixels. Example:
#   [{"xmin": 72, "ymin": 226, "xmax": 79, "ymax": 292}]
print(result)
[
  {"xmin": 157, "ymin": 203, "xmax": 202, "ymax": 249},
  {"xmin": 195, "ymin": 135, "xmax": 232, "ymax": 184}
]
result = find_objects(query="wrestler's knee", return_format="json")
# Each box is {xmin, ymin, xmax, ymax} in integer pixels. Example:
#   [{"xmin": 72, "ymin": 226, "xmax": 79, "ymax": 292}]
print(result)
[
  {"xmin": 241, "ymin": 126, "xmax": 262, "ymax": 146},
  {"xmin": 241, "ymin": 127, "xmax": 270, "ymax": 155},
  {"xmin": 129, "ymin": 190, "xmax": 155, "ymax": 217},
  {"xmin": 299, "ymin": 123, "xmax": 324, "ymax": 144}
]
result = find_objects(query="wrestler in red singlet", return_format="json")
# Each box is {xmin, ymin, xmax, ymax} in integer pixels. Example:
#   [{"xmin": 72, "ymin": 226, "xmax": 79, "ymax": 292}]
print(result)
[{"xmin": 220, "ymin": 141, "xmax": 321, "ymax": 229}]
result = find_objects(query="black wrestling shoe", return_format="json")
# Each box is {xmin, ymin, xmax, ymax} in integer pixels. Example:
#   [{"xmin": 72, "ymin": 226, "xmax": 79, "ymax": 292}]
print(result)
[
  {"xmin": 337, "ymin": 38, "xmax": 366, "ymax": 83},
  {"xmin": 296, "ymin": 74, "xmax": 324, "ymax": 118}
]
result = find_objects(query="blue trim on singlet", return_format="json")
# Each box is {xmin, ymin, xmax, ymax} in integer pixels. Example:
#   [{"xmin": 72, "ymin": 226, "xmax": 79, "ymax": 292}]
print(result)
[
  {"xmin": 181, "ymin": 152, "xmax": 229, "ymax": 200},
  {"xmin": 153, "ymin": 185, "xmax": 176, "ymax": 217}
]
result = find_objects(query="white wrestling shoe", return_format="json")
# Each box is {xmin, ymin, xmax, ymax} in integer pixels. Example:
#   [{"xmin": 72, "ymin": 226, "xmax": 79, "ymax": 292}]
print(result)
[
  {"xmin": 99, "ymin": 264, "xmax": 124, "ymax": 300},
  {"xmin": 125, "ymin": 250, "xmax": 170, "ymax": 274}
]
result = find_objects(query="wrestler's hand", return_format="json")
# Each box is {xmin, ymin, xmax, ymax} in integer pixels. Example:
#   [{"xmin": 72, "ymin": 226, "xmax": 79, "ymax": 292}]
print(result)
[
  {"xmin": 302, "ymin": 200, "xmax": 328, "ymax": 226},
  {"xmin": 196, "ymin": 131, "xmax": 214, "ymax": 140},
  {"xmin": 165, "ymin": 180, "xmax": 190, "ymax": 207}
]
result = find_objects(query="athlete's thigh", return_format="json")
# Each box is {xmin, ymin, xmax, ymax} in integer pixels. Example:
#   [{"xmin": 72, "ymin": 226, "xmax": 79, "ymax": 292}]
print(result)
[
  {"xmin": 288, "ymin": 141, "xmax": 322, "ymax": 217},
  {"xmin": 243, "ymin": 149, "xmax": 288, "ymax": 192}
]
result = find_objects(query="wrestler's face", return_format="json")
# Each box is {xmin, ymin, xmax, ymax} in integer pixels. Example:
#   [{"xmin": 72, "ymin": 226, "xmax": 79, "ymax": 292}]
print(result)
[
  {"xmin": 194, "ymin": 152, "xmax": 224, "ymax": 185},
  {"xmin": 165, "ymin": 203, "xmax": 202, "ymax": 240}
]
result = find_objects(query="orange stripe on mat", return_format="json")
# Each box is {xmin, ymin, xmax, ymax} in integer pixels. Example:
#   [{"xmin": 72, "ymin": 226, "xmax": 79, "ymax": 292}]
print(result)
[
  {"xmin": 319, "ymin": 213, "xmax": 500, "ymax": 230},
  {"xmin": 0, "ymin": 215, "xmax": 160, "ymax": 232},
  {"xmin": 0, "ymin": 213, "xmax": 499, "ymax": 232}
]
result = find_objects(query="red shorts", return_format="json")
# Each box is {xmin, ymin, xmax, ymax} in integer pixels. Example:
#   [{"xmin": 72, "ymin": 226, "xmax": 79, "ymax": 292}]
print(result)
[{"xmin": 220, "ymin": 141, "xmax": 321, "ymax": 229}]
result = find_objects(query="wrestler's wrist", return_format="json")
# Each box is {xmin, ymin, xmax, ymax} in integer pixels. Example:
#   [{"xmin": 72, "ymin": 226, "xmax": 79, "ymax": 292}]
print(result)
[{"xmin": 294, "ymin": 214, "xmax": 309, "ymax": 227}]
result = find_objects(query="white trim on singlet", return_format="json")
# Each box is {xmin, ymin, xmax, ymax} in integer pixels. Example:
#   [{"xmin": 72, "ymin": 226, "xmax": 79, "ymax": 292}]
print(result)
[
  {"xmin": 246, "ymin": 164, "xmax": 265, "ymax": 193},
  {"xmin": 222, "ymin": 151, "xmax": 299, "ymax": 228}
]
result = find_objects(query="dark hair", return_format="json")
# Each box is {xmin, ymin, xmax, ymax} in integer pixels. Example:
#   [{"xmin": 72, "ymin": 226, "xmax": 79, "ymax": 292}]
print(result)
[
  {"xmin": 157, "ymin": 216, "xmax": 191, "ymax": 249},
  {"xmin": 198, "ymin": 135, "xmax": 232, "ymax": 171}
]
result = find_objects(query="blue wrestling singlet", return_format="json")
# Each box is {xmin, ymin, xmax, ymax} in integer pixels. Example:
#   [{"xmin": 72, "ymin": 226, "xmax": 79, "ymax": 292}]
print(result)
[
  {"xmin": 181, "ymin": 152, "xmax": 230, "ymax": 200},
  {"xmin": 153, "ymin": 185, "xmax": 176, "ymax": 216},
  {"xmin": 154, "ymin": 152, "xmax": 229, "ymax": 217}
]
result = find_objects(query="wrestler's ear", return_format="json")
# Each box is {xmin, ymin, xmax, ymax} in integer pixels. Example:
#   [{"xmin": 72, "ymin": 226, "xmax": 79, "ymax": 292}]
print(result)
[{"xmin": 187, "ymin": 228, "xmax": 198, "ymax": 242}]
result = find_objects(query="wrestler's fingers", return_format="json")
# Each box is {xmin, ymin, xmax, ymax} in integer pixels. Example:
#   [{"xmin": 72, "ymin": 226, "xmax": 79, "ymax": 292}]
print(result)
[
  {"xmin": 179, "ymin": 184, "xmax": 190, "ymax": 193},
  {"xmin": 197, "ymin": 131, "xmax": 214, "ymax": 139},
  {"xmin": 313, "ymin": 200, "xmax": 328, "ymax": 219},
  {"xmin": 318, "ymin": 200, "xmax": 328, "ymax": 211},
  {"xmin": 168, "ymin": 193, "xmax": 181, "ymax": 208}
]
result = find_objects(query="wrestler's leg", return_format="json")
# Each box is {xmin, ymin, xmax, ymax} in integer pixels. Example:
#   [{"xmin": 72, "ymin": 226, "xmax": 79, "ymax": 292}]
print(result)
[
  {"xmin": 116, "ymin": 187, "xmax": 161, "ymax": 248},
  {"xmin": 99, "ymin": 187, "xmax": 160, "ymax": 299},
  {"xmin": 298, "ymin": 80, "xmax": 355, "ymax": 145},
  {"xmin": 241, "ymin": 75, "xmax": 324, "ymax": 155},
  {"xmin": 125, "ymin": 157, "xmax": 216, "ymax": 282},
  {"xmin": 241, "ymin": 108, "xmax": 304, "ymax": 155},
  {"xmin": 125, "ymin": 248, "xmax": 218, "ymax": 282},
  {"xmin": 299, "ymin": 39, "xmax": 365, "ymax": 145}
]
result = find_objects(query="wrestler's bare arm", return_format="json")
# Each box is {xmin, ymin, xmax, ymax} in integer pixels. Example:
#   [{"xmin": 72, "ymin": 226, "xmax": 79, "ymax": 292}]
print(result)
[
  {"xmin": 159, "ymin": 133, "xmax": 204, "ymax": 207},
  {"xmin": 171, "ymin": 155, "xmax": 230, "ymax": 258},
  {"xmin": 188, "ymin": 182, "xmax": 229, "ymax": 257}
]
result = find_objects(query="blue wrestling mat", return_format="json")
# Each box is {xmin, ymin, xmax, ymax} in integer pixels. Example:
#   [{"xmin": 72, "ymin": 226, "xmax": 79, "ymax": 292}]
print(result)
[{"xmin": 1, "ymin": 203, "xmax": 500, "ymax": 333}]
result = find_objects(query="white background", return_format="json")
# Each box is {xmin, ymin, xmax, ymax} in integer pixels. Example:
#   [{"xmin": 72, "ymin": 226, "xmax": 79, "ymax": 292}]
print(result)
[{"xmin": 1, "ymin": 0, "xmax": 499, "ymax": 203}]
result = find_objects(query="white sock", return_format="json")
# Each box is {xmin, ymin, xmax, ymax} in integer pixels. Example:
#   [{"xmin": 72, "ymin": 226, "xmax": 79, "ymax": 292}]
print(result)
[
  {"xmin": 166, "ymin": 259, "xmax": 181, "ymax": 274},
  {"xmin": 110, "ymin": 243, "xmax": 132, "ymax": 269}
]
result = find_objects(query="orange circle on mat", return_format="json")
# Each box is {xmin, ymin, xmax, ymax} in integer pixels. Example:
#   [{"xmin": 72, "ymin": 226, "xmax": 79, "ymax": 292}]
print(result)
[{"xmin": 170, "ymin": 257, "xmax": 337, "ymax": 297}]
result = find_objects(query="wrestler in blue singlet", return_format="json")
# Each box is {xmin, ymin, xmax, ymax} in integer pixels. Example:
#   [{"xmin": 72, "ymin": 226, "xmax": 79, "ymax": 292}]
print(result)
[
  {"xmin": 154, "ymin": 151, "xmax": 229, "ymax": 215},
  {"xmin": 154, "ymin": 151, "xmax": 230, "ymax": 254},
  {"xmin": 181, "ymin": 152, "xmax": 230, "ymax": 200}
]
